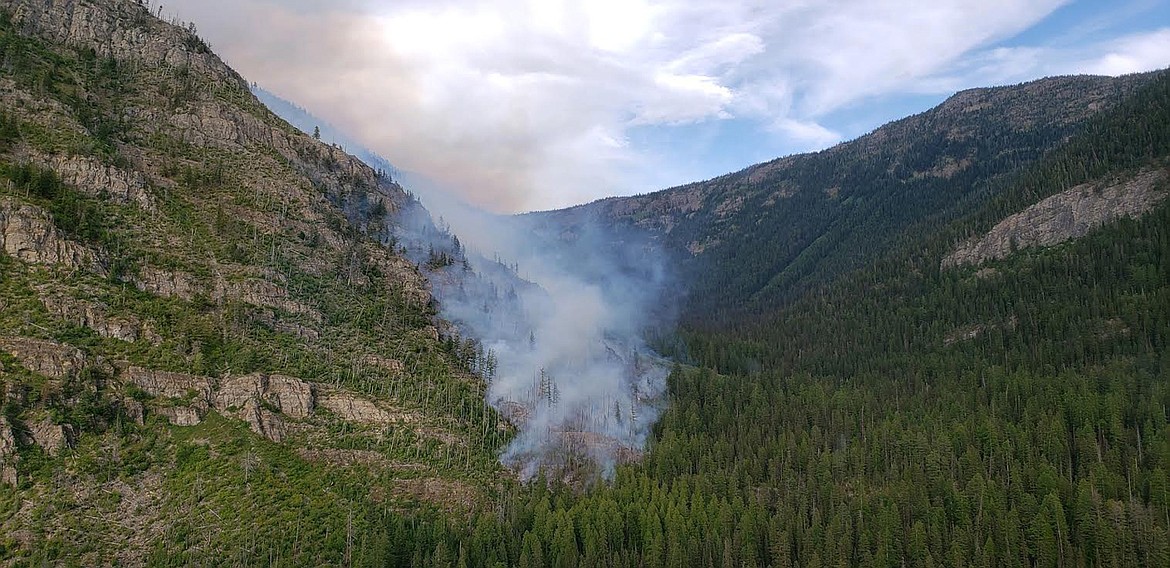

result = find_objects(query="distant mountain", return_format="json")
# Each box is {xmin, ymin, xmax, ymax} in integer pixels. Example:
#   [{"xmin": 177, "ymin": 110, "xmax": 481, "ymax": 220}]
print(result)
[
  {"xmin": 767, "ymin": 67, "xmax": 1170, "ymax": 371},
  {"xmin": 529, "ymin": 72, "xmax": 1163, "ymax": 327}
]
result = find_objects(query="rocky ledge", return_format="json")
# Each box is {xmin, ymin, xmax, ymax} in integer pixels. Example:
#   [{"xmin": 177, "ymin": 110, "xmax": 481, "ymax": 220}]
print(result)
[
  {"xmin": 0, "ymin": 198, "xmax": 106, "ymax": 274},
  {"xmin": 943, "ymin": 169, "xmax": 1168, "ymax": 268}
]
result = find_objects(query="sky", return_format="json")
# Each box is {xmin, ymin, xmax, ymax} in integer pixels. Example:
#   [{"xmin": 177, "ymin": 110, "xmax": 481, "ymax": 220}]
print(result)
[{"xmin": 164, "ymin": 0, "xmax": 1170, "ymax": 213}]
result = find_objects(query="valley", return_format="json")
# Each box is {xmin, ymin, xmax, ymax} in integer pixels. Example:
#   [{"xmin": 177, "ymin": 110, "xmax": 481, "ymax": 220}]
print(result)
[{"xmin": 0, "ymin": 0, "xmax": 1168, "ymax": 566}]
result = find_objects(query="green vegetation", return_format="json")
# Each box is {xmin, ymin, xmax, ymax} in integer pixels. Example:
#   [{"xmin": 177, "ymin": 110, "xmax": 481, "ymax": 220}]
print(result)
[
  {"xmin": 346, "ymin": 358, "xmax": 1170, "ymax": 567},
  {"xmin": 1, "ymin": 163, "xmax": 116, "ymax": 248},
  {"xmin": 348, "ymin": 71, "xmax": 1170, "ymax": 567},
  {"xmin": 3, "ymin": 0, "xmax": 1170, "ymax": 565},
  {"xmin": 0, "ymin": 4, "xmax": 508, "ymax": 564}
]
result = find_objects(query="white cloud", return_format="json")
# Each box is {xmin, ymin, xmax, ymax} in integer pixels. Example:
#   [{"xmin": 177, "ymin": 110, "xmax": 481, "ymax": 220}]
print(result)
[
  {"xmin": 903, "ymin": 27, "xmax": 1170, "ymax": 97},
  {"xmin": 166, "ymin": 0, "xmax": 1169, "ymax": 212},
  {"xmin": 774, "ymin": 119, "xmax": 842, "ymax": 150},
  {"xmin": 1081, "ymin": 28, "xmax": 1170, "ymax": 75}
]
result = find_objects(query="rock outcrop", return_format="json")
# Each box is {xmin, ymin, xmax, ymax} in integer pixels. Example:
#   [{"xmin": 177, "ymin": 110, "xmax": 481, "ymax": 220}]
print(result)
[
  {"xmin": 216, "ymin": 373, "xmax": 314, "ymax": 417},
  {"xmin": 130, "ymin": 266, "xmax": 324, "ymax": 323},
  {"xmin": 0, "ymin": 198, "xmax": 105, "ymax": 274},
  {"xmin": 5, "ymin": 0, "xmax": 246, "ymax": 88},
  {"xmin": 122, "ymin": 368, "xmax": 316, "ymax": 441},
  {"xmin": 122, "ymin": 366, "xmax": 215, "ymax": 401},
  {"xmin": 39, "ymin": 292, "xmax": 161, "ymax": 344},
  {"xmin": 29, "ymin": 419, "xmax": 77, "ymax": 454},
  {"xmin": 318, "ymin": 389, "xmax": 418, "ymax": 426},
  {"xmin": 238, "ymin": 399, "xmax": 286, "ymax": 443},
  {"xmin": 212, "ymin": 276, "xmax": 322, "ymax": 323},
  {"xmin": 0, "ymin": 336, "xmax": 87, "ymax": 379},
  {"xmin": 0, "ymin": 417, "xmax": 17, "ymax": 486},
  {"xmin": 944, "ymin": 169, "xmax": 1168, "ymax": 268},
  {"xmin": 45, "ymin": 153, "xmax": 154, "ymax": 211},
  {"xmin": 130, "ymin": 266, "xmax": 200, "ymax": 301},
  {"xmin": 262, "ymin": 375, "xmax": 315, "ymax": 418},
  {"xmin": 359, "ymin": 354, "xmax": 405, "ymax": 374},
  {"xmin": 121, "ymin": 397, "xmax": 145, "ymax": 426},
  {"xmin": 154, "ymin": 405, "xmax": 203, "ymax": 427}
]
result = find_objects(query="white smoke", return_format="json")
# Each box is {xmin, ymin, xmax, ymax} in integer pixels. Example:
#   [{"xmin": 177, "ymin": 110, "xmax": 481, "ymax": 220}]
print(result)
[{"xmin": 391, "ymin": 182, "xmax": 673, "ymax": 478}]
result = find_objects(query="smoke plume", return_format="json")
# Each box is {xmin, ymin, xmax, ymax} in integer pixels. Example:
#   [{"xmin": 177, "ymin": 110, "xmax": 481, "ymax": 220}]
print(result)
[{"xmin": 391, "ymin": 182, "xmax": 674, "ymax": 478}]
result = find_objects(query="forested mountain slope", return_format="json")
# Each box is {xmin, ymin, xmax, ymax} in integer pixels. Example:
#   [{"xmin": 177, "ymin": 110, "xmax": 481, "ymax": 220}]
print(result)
[
  {"xmin": 685, "ymin": 68, "xmax": 1170, "ymax": 375},
  {"xmin": 529, "ymin": 72, "xmax": 1161, "ymax": 327},
  {"xmin": 0, "ymin": 0, "xmax": 506, "ymax": 564}
]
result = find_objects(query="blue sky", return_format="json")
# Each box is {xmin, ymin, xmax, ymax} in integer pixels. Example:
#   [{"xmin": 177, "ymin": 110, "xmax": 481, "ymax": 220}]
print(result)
[{"xmin": 170, "ymin": 0, "xmax": 1170, "ymax": 213}]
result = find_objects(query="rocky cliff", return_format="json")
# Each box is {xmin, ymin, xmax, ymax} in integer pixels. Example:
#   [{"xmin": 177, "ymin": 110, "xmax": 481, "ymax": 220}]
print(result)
[{"xmin": 942, "ymin": 168, "xmax": 1169, "ymax": 267}]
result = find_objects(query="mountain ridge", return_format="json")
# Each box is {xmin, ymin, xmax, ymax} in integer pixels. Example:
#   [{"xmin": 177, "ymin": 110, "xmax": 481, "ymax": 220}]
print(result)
[
  {"xmin": 3, "ymin": 0, "xmax": 1170, "ymax": 565},
  {"xmin": 526, "ymin": 70, "xmax": 1164, "ymax": 325}
]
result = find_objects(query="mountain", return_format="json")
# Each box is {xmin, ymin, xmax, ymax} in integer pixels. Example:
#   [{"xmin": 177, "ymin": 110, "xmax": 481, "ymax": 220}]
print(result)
[
  {"xmin": 456, "ymin": 69, "xmax": 1170, "ymax": 567},
  {"xmin": 4, "ymin": 0, "xmax": 1170, "ymax": 565},
  {"xmin": 675, "ymin": 67, "xmax": 1170, "ymax": 375},
  {"xmin": 450, "ymin": 69, "xmax": 1170, "ymax": 567},
  {"xmin": 0, "ymin": 0, "xmax": 508, "ymax": 564},
  {"xmin": 528, "ymin": 72, "xmax": 1162, "ymax": 328}
]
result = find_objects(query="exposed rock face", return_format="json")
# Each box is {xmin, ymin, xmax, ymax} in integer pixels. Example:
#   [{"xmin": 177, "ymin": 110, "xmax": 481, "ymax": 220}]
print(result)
[
  {"xmin": 5, "ymin": 0, "xmax": 246, "ymax": 88},
  {"xmin": 360, "ymin": 354, "xmax": 404, "ymax": 374},
  {"xmin": 39, "ymin": 292, "xmax": 160, "ymax": 344},
  {"xmin": 131, "ymin": 266, "xmax": 200, "ymax": 301},
  {"xmin": 130, "ymin": 266, "xmax": 324, "ymax": 323},
  {"xmin": 155, "ymin": 405, "xmax": 203, "ymax": 427},
  {"xmin": 239, "ymin": 399, "xmax": 286, "ymax": 443},
  {"xmin": 214, "ymin": 373, "xmax": 315, "ymax": 419},
  {"xmin": 122, "ymin": 366, "xmax": 215, "ymax": 401},
  {"xmin": 0, "ymin": 416, "xmax": 18, "ymax": 486},
  {"xmin": 0, "ymin": 198, "xmax": 104, "ymax": 273},
  {"xmin": 943, "ymin": 169, "xmax": 1168, "ymax": 268},
  {"xmin": 29, "ymin": 419, "xmax": 77, "ymax": 453},
  {"xmin": 119, "ymin": 366, "xmax": 318, "ymax": 441},
  {"xmin": 265, "ymin": 375, "xmax": 315, "ymax": 418},
  {"xmin": 319, "ymin": 390, "xmax": 418, "ymax": 425},
  {"xmin": 212, "ymin": 277, "xmax": 322, "ymax": 323},
  {"xmin": 213, "ymin": 374, "xmax": 263, "ymax": 412},
  {"xmin": 121, "ymin": 397, "xmax": 145, "ymax": 426},
  {"xmin": 0, "ymin": 336, "xmax": 87, "ymax": 379},
  {"xmin": 45, "ymin": 154, "xmax": 154, "ymax": 211}
]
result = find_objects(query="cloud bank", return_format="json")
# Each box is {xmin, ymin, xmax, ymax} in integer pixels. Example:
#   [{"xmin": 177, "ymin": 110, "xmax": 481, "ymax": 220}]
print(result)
[{"xmin": 167, "ymin": 0, "xmax": 1169, "ymax": 212}]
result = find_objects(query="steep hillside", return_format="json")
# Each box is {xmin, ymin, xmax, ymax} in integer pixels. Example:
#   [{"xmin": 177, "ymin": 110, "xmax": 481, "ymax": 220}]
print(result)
[
  {"xmin": 530, "ymin": 72, "xmax": 1160, "ymax": 325},
  {"xmin": 0, "ymin": 0, "xmax": 506, "ymax": 564}
]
